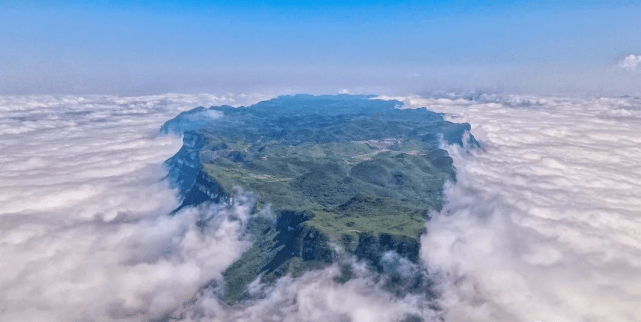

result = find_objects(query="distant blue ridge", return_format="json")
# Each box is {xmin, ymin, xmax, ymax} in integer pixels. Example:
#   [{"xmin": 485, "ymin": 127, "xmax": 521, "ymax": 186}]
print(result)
[{"xmin": 161, "ymin": 94, "xmax": 477, "ymax": 148}]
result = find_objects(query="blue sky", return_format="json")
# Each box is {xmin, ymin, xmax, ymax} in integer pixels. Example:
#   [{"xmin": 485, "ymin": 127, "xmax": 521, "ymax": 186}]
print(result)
[{"xmin": 1, "ymin": 1, "xmax": 640, "ymax": 95}]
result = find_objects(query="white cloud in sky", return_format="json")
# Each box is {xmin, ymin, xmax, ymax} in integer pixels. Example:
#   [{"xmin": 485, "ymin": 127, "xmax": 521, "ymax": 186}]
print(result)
[
  {"xmin": 379, "ymin": 94, "xmax": 641, "ymax": 322},
  {"xmin": 619, "ymin": 54, "xmax": 641, "ymax": 71}
]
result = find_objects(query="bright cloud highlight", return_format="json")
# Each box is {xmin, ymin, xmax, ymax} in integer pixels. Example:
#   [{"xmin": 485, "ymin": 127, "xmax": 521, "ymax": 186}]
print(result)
[{"xmin": 380, "ymin": 94, "xmax": 641, "ymax": 322}]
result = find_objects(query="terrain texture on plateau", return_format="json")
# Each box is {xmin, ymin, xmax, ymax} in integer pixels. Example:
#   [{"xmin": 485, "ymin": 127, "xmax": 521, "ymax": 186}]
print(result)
[{"xmin": 161, "ymin": 94, "xmax": 476, "ymax": 303}]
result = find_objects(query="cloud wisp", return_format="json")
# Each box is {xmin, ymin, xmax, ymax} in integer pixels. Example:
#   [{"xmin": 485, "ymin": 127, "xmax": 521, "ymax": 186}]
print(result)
[
  {"xmin": 620, "ymin": 54, "xmax": 641, "ymax": 71},
  {"xmin": 6, "ymin": 92, "xmax": 641, "ymax": 322},
  {"xmin": 380, "ymin": 94, "xmax": 641, "ymax": 322}
]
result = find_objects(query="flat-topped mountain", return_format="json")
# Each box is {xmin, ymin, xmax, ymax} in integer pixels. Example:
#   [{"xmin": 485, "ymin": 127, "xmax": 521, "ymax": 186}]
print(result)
[{"xmin": 161, "ymin": 94, "xmax": 477, "ymax": 303}]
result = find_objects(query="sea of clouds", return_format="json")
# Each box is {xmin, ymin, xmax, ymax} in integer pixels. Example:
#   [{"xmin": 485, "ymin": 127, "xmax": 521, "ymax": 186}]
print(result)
[
  {"xmin": 2, "ymin": 92, "xmax": 641, "ymax": 322},
  {"xmin": 0, "ymin": 94, "xmax": 270, "ymax": 322},
  {"xmin": 380, "ymin": 94, "xmax": 641, "ymax": 322}
]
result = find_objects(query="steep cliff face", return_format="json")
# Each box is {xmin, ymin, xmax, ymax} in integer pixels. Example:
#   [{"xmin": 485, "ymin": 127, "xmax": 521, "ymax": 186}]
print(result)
[
  {"xmin": 353, "ymin": 233, "xmax": 421, "ymax": 268},
  {"xmin": 161, "ymin": 94, "xmax": 477, "ymax": 303},
  {"xmin": 165, "ymin": 131, "xmax": 229, "ymax": 214},
  {"xmin": 172, "ymin": 170, "xmax": 227, "ymax": 214},
  {"xmin": 222, "ymin": 210, "xmax": 334, "ymax": 303},
  {"xmin": 165, "ymin": 131, "xmax": 204, "ymax": 197}
]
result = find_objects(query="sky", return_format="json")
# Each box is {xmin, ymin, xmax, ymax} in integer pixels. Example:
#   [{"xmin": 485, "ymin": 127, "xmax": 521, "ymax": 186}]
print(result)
[{"xmin": 1, "ymin": 0, "xmax": 640, "ymax": 95}]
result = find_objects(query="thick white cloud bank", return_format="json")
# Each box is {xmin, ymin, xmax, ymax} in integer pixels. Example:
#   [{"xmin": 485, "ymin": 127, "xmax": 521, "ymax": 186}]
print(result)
[
  {"xmin": 0, "ymin": 94, "xmax": 270, "ymax": 322},
  {"xmin": 380, "ymin": 94, "xmax": 641, "ymax": 322},
  {"xmin": 5, "ymin": 92, "xmax": 641, "ymax": 322}
]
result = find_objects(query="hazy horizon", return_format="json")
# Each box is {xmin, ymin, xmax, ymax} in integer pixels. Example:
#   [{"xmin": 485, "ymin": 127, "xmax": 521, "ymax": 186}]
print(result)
[{"xmin": 1, "ymin": 1, "xmax": 640, "ymax": 96}]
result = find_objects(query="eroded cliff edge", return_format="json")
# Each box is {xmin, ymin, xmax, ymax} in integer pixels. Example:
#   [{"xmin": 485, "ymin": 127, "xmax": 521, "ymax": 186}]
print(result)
[{"xmin": 161, "ymin": 94, "xmax": 478, "ymax": 303}]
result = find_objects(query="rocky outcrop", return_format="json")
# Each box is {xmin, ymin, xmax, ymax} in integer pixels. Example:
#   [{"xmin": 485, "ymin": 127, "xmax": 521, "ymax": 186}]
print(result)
[
  {"xmin": 165, "ymin": 131, "xmax": 204, "ymax": 197},
  {"xmin": 353, "ymin": 233, "xmax": 421, "ymax": 268},
  {"xmin": 171, "ymin": 170, "xmax": 227, "ymax": 214},
  {"xmin": 222, "ymin": 210, "xmax": 334, "ymax": 304}
]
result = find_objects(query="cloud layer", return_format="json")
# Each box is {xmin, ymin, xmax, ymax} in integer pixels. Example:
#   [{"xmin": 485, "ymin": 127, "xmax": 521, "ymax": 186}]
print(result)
[
  {"xmin": 5, "ymin": 92, "xmax": 641, "ymax": 322},
  {"xmin": 380, "ymin": 94, "xmax": 641, "ymax": 321},
  {"xmin": 0, "ymin": 94, "xmax": 271, "ymax": 322},
  {"xmin": 173, "ymin": 257, "xmax": 437, "ymax": 322},
  {"xmin": 0, "ymin": 93, "xmax": 437, "ymax": 322}
]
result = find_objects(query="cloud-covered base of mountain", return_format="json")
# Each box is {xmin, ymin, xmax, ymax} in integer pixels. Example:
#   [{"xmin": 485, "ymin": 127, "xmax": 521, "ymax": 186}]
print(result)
[
  {"xmin": 174, "ymin": 258, "xmax": 437, "ymax": 322},
  {"xmin": 379, "ymin": 94, "xmax": 641, "ymax": 322},
  {"xmin": 0, "ymin": 94, "xmax": 269, "ymax": 322}
]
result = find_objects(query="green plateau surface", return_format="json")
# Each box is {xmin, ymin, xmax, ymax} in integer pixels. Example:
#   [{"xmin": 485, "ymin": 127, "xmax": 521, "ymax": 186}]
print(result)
[
  {"xmin": 202, "ymin": 138, "xmax": 449, "ymax": 239},
  {"xmin": 161, "ymin": 94, "xmax": 477, "ymax": 304}
]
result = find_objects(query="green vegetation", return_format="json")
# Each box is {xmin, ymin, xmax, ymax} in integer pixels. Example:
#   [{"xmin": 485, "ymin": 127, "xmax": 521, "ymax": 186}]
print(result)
[
  {"xmin": 162, "ymin": 94, "xmax": 476, "ymax": 303},
  {"xmin": 200, "ymin": 139, "xmax": 445, "ymax": 239}
]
